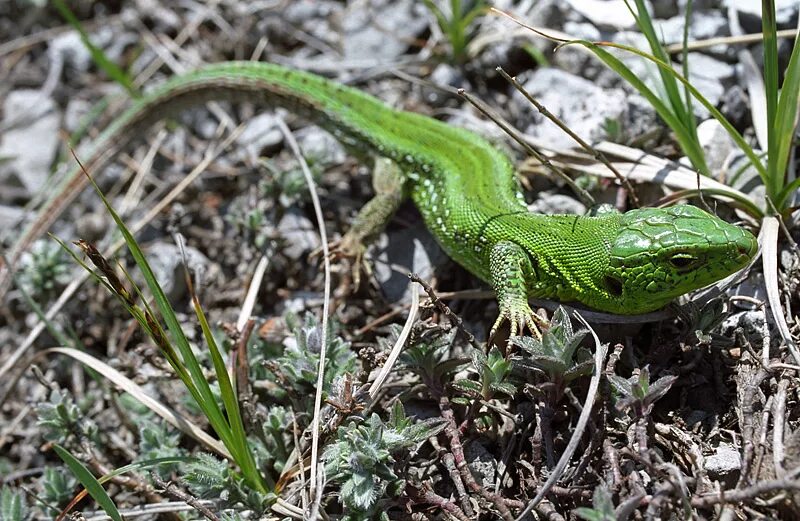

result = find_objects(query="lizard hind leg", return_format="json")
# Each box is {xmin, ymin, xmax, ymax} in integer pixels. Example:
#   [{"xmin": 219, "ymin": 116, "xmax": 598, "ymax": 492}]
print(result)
[
  {"xmin": 488, "ymin": 241, "xmax": 548, "ymax": 342},
  {"xmin": 327, "ymin": 157, "xmax": 407, "ymax": 290}
]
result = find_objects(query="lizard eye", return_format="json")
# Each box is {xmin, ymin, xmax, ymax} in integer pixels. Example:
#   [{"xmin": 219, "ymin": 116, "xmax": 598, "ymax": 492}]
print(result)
[{"xmin": 669, "ymin": 253, "xmax": 697, "ymax": 270}]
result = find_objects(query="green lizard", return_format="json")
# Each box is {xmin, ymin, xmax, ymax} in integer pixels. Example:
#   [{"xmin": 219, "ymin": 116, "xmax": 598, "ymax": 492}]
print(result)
[{"xmin": 3, "ymin": 61, "xmax": 757, "ymax": 335}]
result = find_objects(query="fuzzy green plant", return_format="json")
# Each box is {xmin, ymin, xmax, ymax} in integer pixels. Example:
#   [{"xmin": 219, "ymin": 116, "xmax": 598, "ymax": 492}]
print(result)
[
  {"xmin": 608, "ymin": 366, "xmax": 677, "ymax": 419},
  {"xmin": 17, "ymin": 239, "xmax": 72, "ymax": 302},
  {"xmin": 452, "ymin": 345, "xmax": 516, "ymax": 401},
  {"xmin": 511, "ymin": 307, "xmax": 593, "ymax": 390},
  {"xmin": 323, "ymin": 402, "xmax": 446, "ymax": 517},
  {"xmin": 35, "ymin": 388, "xmax": 98, "ymax": 444},
  {"xmin": 0, "ymin": 487, "xmax": 30, "ymax": 521}
]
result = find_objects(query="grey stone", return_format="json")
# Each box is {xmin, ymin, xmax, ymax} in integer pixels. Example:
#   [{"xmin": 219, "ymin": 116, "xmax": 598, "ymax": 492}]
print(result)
[
  {"xmin": 697, "ymin": 119, "xmax": 736, "ymax": 173},
  {"xmin": 144, "ymin": 242, "xmax": 214, "ymax": 302},
  {"xmin": 235, "ymin": 113, "xmax": 283, "ymax": 161},
  {"xmin": 684, "ymin": 53, "xmax": 736, "ymax": 109},
  {"xmin": 64, "ymin": 99, "xmax": 92, "ymax": 134},
  {"xmin": 296, "ymin": 126, "xmax": 347, "ymax": 166},
  {"xmin": 277, "ymin": 208, "xmax": 320, "ymax": 260},
  {"xmin": 704, "ymin": 443, "xmax": 741, "ymax": 484},
  {"xmin": 651, "ymin": 0, "xmax": 679, "ymax": 18},
  {"xmin": 340, "ymin": 0, "xmax": 427, "ymax": 62},
  {"xmin": 564, "ymin": 0, "xmax": 648, "ymax": 29},
  {"xmin": 423, "ymin": 64, "xmax": 464, "ymax": 108},
  {"xmin": 0, "ymin": 205, "xmax": 24, "ymax": 228},
  {"xmin": 723, "ymin": 0, "xmax": 797, "ymax": 18},
  {"xmin": 654, "ymin": 10, "xmax": 730, "ymax": 51},
  {"xmin": 781, "ymin": 246, "xmax": 799, "ymax": 272},
  {"xmin": 372, "ymin": 222, "xmax": 447, "ymax": 303},
  {"xmin": 464, "ymin": 440, "xmax": 498, "ymax": 489},
  {"xmin": 0, "ymin": 90, "xmax": 61, "ymax": 195},
  {"xmin": 47, "ymin": 31, "xmax": 92, "ymax": 74},
  {"xmin": 528, "ymin": 193, "xmax": 587, "ymax": 215},
  {"xmin": 512, "ymin": 68, "xmax": 631, "ymax": 149}
]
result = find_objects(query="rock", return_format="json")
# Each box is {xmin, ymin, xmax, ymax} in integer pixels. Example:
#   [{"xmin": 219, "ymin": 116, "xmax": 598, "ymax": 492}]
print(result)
[
  {"xmin": 235, "ymin": 113, "xmax": 283, "ymax": 162},
  {"xmin": 277, "ymin": 208, "xmax": 320, "ymax": 260},
  {"xmin": 512, "ymin": 68, "xmax": 632, "ymax": 149},
  {"xmin": 563, "ymin": 0, "xmax": 649, "ymax": 29},
  {"xmin": 719, "ymin": 84, "xmax": 750, "ymax": 129},
  {"xmin": 697, "ymin": 119, "xmax": 736, "ymax": 173},
  {"xmin": 144, "ymin": 242, "xmax": 214, "ymax": 302},
  {"xmin": 0, "ymin": 90, "xmax": 61, "ymax": 196},
  {"xmin": 47, "ymin": 31, "xmax": 92, "ymax": 74},
  {"xmin": 422, "ymin": 64, "xmax": 464, "ymax": 108},
  {"xmin": 340, "ymin": 0, "xmax": 427, "ymax": 62},
  {"xmin": 651, "ymin": 0, "xmax": 679, "ymax": 18},
  {"xmin": 64, "ymin": 98, "xmax": 92, "ymax": 134},
  {"xmin": 552, "ymin": 22, "xmax": 605, "ymax": 78},
  {"xmin": 0, "ymin": 205, "xmax": 24, "ymax": 227},
  {"xmin": 464, "ymin": 440, "xmax": 498, "ymax": 489},
  {"xmin": 704, "ymin": 443, "xmax": 741, "ymax": 485},
  {"xmin": 523, "ymin": 0, "xmax": 569, "ymax": 28},
  {"xmin": 684, "ymin": 52, "xmax": 735, "ymax": 108},
  {"xmin": 528, "ymin": 193, "xmax": 587, "ymax": 215},
  {"xmin": 372, "ymin": 222, "xmax": 447, "ymax": 303},
  {"xmin": 723, "ymin": 0, "xmax": 797, "ymax": 25},
  {"xmin": 296, "ymin": 126, "xmax": 347, "ymax": 166},
  {"xmin": 655, "ymin": 10, "xmax": 730, "ymax": 52}
]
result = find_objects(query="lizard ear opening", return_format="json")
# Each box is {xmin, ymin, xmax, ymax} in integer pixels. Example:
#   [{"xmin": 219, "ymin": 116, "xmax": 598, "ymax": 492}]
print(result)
[{"xmin": 603, "ymin": 275, "xmax": 623, "ymax": 297}]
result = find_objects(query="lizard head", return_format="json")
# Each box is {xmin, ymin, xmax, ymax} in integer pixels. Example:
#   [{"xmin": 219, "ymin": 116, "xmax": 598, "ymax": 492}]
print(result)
[{"xmin": 602, "ymin": 205, "xmax": 757, "ymax": 314}]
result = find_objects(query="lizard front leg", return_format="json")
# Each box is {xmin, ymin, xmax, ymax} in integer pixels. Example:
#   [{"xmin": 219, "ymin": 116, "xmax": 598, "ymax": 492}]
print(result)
[
  {"xmin": 329, "ymin": 157, "xmax": 406, "ymax": 288},
  {"xmin": 488, "ymin": 241, "xmax": 547, "ymax": 340}
]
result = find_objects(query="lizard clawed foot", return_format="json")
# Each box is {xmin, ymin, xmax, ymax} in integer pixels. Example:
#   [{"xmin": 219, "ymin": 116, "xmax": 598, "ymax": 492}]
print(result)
[
  {"xmin": 489, "ymin": 301, "xmax": 548, "ymax": 344},
  {"xmin": 312, "ymin": 233, "xmax": 372, "ymax": 291}
]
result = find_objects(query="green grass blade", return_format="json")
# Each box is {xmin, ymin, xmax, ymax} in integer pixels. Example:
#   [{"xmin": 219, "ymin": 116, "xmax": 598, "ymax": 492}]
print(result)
[
  {"xmin": 777, "ymin": 176, "xmax": 800, "ymax": 209},
  {"xmin": 762, "ymin": 0, "xmax": 780, "ymax": 194},
  {"xmin": 771, "ymin": 17, "xmax": 800, "ymax": 204},
  {"xmin": 577, "ymin": 42, "xmax": 709, "ymax": 176},
  {"xmin": 575, "ymin": 39, "xmax": 767, "ymax": 182},
  {"xmin": 52, "ymin": 445, "xmax": 122, "ymax": 521},
  {"xmin": 191, "ymin": 288, "xmax": 271, "ymax": 492},
  {"xmin": 97, "ymin": 457, "xmax": 197, "ymax": 484},
  {"xmin": 78, "ymin": 165, "xmax": 236, "ymax": 451},
  {"xmin": 51, "ymin": 0, "xmax": 136, "ymax": 96},
  {"xmin": 629, "ymin": 0, "xmax": 692, "ymax": 126},
  {"xmin": 680, "ymin": 0, "xmax": 695, "ymax": 128}
]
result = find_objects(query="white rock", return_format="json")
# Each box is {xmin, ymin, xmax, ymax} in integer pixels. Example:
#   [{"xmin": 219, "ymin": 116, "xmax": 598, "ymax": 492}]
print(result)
[
  {"xmin": 0, "ymin": 90, "xmax": 61, "ymax": 195},
  {"xmin": 514, "ymin": 68, "xmax": 630, "ymax": 149},
  {"xmin": 704, "ymin": 443, "xmax": 742, "ymax": 481}
]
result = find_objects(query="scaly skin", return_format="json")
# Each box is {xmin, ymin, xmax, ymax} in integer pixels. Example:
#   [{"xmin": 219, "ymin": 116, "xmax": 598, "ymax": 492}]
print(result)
[{"xmin": 3, "ymin": 62, "xmax": 758, "ymax": 333}]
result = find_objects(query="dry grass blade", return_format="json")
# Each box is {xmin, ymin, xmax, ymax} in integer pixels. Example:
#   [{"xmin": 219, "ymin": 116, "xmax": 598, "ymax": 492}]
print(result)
[
  {"xmin": 368, "ymin": 286, "xmax": 420, "ymax": 400},
  {"xmin": 46, "ymin": 347, "xmax": 230, "ymax": 457},
  {"xmin": 236, "ymin": 254, "xmax": 269, "ymax": 332},
  {"xmin": 663, "ymin": 28, "xmax": 799, "ymax": 53},
  {"xmin": 760, "ymin": 217, "xmax": 800, "ymax": 365},
  {"xmin": 275, "ymin": 116, "xmax": 332, "ymax": 507}
]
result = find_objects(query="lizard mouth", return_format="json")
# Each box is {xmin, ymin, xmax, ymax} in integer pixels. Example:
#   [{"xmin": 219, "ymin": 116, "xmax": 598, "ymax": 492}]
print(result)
[{"xmin": 603, "ymin": 275, "xmax": 623, "ymax": 297}]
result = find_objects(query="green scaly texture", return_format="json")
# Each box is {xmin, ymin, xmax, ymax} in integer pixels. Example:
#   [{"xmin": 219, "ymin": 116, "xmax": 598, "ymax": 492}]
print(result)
[{"xmin": 16, "ymin": 61, "xmax": 758, "ymax": 333}]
